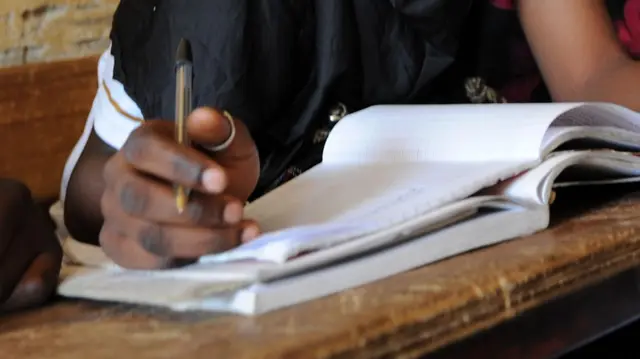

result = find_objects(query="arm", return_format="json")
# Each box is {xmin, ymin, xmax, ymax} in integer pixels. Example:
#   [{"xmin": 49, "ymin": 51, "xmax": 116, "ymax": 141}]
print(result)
[
  {"xmin": 63, "ymin": 131, "xmax": 115, "ymax": 245},
  {"xmin": 61, "ymin": 47, "xmax": 142, "ymax": 246},
  {"xmin": 519, "ymin": 0, "xmax": 640, "ymax": 110}
]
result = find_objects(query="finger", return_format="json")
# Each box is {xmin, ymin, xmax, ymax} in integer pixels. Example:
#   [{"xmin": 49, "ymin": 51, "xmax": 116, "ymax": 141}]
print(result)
[
  {"xmin": 187, "ymin": 108, "xmax": 258, "ymax": 164},
  {"xmin": 187, "ymin": 108, "xmax": 233, "ymax": 147},
  {"xmin": 100, "ymin": 218, "xmax": 172, "ymax": 270},
  {"xmin": 0, "ymin": 253, "xmax": 59, "ymax": 313},
  {"xmin": 119, "ymin": 121, "xmax": 228, "ymax": 193},
  {"xmin": 101, "ymin": 214, "xmax": 242, "ymax": 264},
  {"xmin": 103, "ymin": 172, "xmax": 245, "ymax": 227},
  {"xmin": 239, "ymin": 219, "xmax": 261, "ymax": 243}
]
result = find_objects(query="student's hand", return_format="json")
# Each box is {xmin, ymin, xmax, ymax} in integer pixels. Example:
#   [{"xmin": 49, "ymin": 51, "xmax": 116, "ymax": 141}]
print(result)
[
  {"xmin": 0, "ymin": 179, "xmax": 62, "ymax": 313},
  {"xmin": 100, "ymin": 108, "xmax": 261, "ymax": 269}
]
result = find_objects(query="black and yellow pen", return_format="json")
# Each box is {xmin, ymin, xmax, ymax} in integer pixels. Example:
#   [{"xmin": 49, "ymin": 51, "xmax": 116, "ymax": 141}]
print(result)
[{"xmin": 175, "ymin": 38, "xmax": 193, "ymax": 213}]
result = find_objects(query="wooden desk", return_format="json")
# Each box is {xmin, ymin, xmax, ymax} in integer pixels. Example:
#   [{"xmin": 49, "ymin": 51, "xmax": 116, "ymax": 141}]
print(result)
[
  {"xmin": 1, "ymin": 186, "xmax": 640, "ymax": 359},
  {"xmin": 2, "ymin": 56, "xmax": 640, "ymax": 359}
]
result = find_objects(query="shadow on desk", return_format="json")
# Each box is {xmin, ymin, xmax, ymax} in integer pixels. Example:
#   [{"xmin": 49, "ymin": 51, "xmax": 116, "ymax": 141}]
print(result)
[{"xmin": 550, "ymin": 182, "xmax": 640, "ymax": 224}]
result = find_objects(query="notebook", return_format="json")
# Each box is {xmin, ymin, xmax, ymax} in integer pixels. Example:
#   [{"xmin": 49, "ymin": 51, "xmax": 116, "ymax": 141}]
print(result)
[{"xmin": 57, "ymin": 102, "xmax": 640, "ymax": 315}]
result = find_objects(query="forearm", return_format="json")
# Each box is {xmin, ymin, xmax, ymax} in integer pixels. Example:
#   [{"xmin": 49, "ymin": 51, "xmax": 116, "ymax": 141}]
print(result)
[
  {"xmin": 518, "ymin": 0, "xmax": 640, "ymax": 111},
  {"xmin": 63, "ymin": 131, "xmax": 115, "ymax": 245},
  {"xmin": 576, "ymin": 59, "xmax": 640, "ymax": 112}
]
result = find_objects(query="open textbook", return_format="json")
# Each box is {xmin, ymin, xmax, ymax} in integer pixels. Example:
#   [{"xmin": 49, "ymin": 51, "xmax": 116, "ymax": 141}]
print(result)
[{"xmin": 57, "ymin": 102, "xmax": 640, "ymax": 315}]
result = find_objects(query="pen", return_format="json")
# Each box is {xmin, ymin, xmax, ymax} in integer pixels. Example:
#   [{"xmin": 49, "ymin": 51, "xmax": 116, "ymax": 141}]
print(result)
[{"xmin": 175, "ymin": 38, "xmax": 193, "ymax": 213}]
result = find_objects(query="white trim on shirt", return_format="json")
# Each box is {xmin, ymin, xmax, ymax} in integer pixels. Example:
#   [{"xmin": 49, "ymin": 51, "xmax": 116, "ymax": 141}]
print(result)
[{"xmin": 59, "ymin": 44, "xmax": 144, "ymax": 202}]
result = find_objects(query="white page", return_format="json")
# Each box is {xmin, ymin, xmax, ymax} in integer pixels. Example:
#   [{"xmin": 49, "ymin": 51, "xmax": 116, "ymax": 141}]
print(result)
[
  {"xmin": 59, "ymin": 204, "xmax": 549, "ymax": 315},
  {"xmin": 540, "ymin": 126, "xmax": 640, "ymax": 155},
  {"xmin": 322, "ymin": 103, "xmax": 584, "ymax": 164},
  {"xmin": 500, "ymin": 150, "xmax": 640, "ymax": 205},
  {"xmin": 210, "ymin": 161, "xmax": 532, "ymax": 263},
  {"xmin": 323, "ymin": 103, "xmax": 640, "ymax": 164},
  {"xmin": 551, "ymin": 102, "xmax": 640, "ymax": 132},
  {"xmin": 244, "ymin": 161, "xmax": 528, "ymax": 230},
  {"xmin": 193, "ymin": 196, "xmax": 522, "ymax": 280},
  {"xmin": 227, "ymin": 102, "xmax": 640, "ymax": 261}
]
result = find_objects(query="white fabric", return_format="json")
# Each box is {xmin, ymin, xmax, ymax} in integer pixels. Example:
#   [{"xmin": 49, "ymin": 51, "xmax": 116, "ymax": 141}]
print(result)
[
  {"xmin": 56, "ymin": 44, "xmax": 144, "ymax": 265},
  {"xmin": 92, "ymin": 45, "xmax": 144, "ymax": 150},
  {"xmin": 59, "ymin": 44, "xmax": 143, "ymax": 202}
]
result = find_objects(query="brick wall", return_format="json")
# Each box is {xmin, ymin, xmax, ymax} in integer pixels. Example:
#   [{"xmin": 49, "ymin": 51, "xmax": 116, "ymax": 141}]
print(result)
[{"xmin": 0, "ymin": 0, "xmax": 117, "ymax": 67}]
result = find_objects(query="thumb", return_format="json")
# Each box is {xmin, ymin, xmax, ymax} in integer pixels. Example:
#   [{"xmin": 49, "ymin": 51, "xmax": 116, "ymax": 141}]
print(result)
[
  {"xmin": 187, "ymin": 107, "xmax": 260, "ymax": 200},
  {"xmin": 186, "ymin": 107, "xmax": 256, "ymax": 160}
]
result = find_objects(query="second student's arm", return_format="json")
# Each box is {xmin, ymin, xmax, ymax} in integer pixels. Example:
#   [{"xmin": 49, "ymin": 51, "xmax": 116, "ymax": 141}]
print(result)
[{"xmin": 520, "ymin": 0, "xmax": 640, "ymax": 110}]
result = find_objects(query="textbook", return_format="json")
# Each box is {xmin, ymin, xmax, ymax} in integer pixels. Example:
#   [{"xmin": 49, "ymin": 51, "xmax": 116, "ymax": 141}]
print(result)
[{"xmin": 57, "ymin": 102, "xmax": 640, "ymax": 315}]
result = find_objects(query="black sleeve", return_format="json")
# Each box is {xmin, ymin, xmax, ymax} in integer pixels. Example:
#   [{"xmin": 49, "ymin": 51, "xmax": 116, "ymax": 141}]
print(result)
[
  {"xmin": 108, "ymin": 0, "xmax": 472, "ymax": 194},
  {"xmin": 109, "ymin": 0, "xmax": 303, "ymax": 137},
  {"xmin": 350, "ymin": 0, "xmax": 474, "ymax": 103}
]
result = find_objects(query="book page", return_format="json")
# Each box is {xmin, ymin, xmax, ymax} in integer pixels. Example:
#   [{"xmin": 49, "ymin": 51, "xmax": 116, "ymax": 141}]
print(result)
[
  {"xmin": 497, "ymin": 150, "xmax": 640, "ymax": 205},
  {"xmin": 322, "ymin": 103, "xmax": 587, "ymax": 164},
  {"xmin": 540, "ymin": 126, "xmax": 640, "ymax": 155},
  {"xmin": 211, "ymin": 104, "xmax": 588, "ymax": 264},
  {"xmin": 220, "ymin": 160, "xmax": 532, "ymax": 263},
  {"xmin": 244, "ymin": 161, "xmax": 529, "ymax": 231},
  {"xmin": 551, "ymin": 102, "xmax": 640, "ymax": 132},
  {"xmin": 540, "ymin": 103, "xmax": 640, "ymax": 155}
]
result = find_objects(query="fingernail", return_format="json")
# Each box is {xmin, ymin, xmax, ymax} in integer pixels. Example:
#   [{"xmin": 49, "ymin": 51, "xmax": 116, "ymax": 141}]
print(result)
[
  {"xmin": 223, "ymin": 201, "xmax": 243, "ymax": 224},
  {"xmin": 241, "ymin": 225, "xmax": 260, "ymax": 243},
  {"xmin": 202, "ymin": 169, "xmax": 226, "ymax": 193}
]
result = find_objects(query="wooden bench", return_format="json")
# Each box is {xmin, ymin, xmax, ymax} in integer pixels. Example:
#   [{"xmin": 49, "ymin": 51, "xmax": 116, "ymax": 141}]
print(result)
[
  {"xmin": 2, "ymin": 57, "xmax": 640, "ymax": 359},
  {"xmin": 0, "ymin": 56, "xmax": 97, "ymax": 200}
]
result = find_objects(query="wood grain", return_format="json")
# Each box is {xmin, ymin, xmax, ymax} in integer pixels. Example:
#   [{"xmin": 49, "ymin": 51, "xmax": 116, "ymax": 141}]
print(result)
[
  {"xmin": 1, "ymin": 186, "xmax": 640, "ymax": 358},
  {"xmin": 0, "ymin": 56, "xmax": 98, "ymax": 200}
]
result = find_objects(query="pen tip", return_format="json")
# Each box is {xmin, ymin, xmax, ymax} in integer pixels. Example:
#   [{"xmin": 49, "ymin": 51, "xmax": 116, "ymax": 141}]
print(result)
[{"xmin": 176, "ymin": 38, "xmax": 192, "ymax": 64}]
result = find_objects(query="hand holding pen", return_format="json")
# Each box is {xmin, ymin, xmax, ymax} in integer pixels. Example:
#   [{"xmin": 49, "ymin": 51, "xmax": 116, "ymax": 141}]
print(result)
[{"xmin": 97, "ymin": 39, "xmax": 261, "ymax": 270}]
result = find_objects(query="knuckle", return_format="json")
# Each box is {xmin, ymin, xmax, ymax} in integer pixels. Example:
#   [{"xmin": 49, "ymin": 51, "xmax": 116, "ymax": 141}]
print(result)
[
  {"xmin": 185, "ymin": 201, "xmax": 205, "ymax": 224},
  {"xmin": 198, "ymin": 195, "xmax": 225, "ymax": 223},
  {"xmin": 137, "ymin": 223, "xmax": 170, "ymax": 256},
  {"xmin": 170, "ymin": 154, "xmax": 203, "ymax": 184},
  {"xmin": 99, "ymin": 220, "xmax": 171, "ymax": 270},
  {"xmin": 100, "ymin": 190, "xmax": 120, "ymax": 221},
  {"xmin": 117, "ymin": 179, "xmax": 149, "ymax": 216},
  {"xmin": 98, "ymin": 222, "xmax": 119, "ymax": 252},
  {"xmin": 203, "ymin": 230, "xmax": 235, "ymax": 254},
  {"xmin": 121, "ymin": 129, "xmax": 151, "ymax": 165},
  {"xmin": 102, "ymin": 156, "xmax": 119, "ymax": 183}
]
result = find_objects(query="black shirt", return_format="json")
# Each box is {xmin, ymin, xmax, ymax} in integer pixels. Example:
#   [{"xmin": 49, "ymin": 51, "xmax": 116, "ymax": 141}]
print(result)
[{"xmin": 108, "ymin": 0, "xmax": 474, "ymax": 198}]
